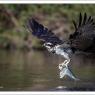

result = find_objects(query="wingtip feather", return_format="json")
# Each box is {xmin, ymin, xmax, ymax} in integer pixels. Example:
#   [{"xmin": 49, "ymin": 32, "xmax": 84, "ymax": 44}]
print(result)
[
  {"xmin": 82, "ymin": 12, "xmax": 87, "ymax": 25},
  {"xmin": 73, "ymin": 20, "xmax": 77, "ymax": 31},
  {"xmin": 78, "ymin": 13, "xmax": 82, "ymax": 27}
]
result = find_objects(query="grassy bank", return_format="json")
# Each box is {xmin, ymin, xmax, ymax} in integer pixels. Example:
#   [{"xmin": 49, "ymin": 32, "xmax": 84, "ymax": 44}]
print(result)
[{"xmin": 0, "ymin": 4, "xmax": 95, "ymax": 50}]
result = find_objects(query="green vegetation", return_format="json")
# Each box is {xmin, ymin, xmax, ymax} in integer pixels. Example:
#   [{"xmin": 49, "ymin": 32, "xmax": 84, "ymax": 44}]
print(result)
[{"xmin": 0, "ymin": 4, "xmax": 95, "ymax": 50}]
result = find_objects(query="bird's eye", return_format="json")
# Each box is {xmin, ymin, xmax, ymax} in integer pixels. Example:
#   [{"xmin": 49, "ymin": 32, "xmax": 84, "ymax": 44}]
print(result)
[
  {"xmin": 46, "ymin": 43, "xmax": 52, "ymax": 46},
  {"xmin": 48, "ymin": 44, "xmax": 54, "ymax": 47}
]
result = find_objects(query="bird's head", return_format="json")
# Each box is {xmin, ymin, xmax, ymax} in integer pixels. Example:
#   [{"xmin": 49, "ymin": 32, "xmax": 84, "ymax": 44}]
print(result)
[
  {"xmin": 43, "ymin": 42, "xmax": 55, "ymax": 53},
  {"xmin": 44, "ymin": 42, "xmax": 53, "ymax": 48}
]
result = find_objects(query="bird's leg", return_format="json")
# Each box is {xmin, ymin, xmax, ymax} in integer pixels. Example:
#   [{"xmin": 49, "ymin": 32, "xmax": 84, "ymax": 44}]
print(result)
[
  {"xmin": 63, "ymin": 58, "xmax": 70, "ymax": 67},
  {"xmin": 59, "ymin": 58, "xmax": 70, "ymax": 71}
]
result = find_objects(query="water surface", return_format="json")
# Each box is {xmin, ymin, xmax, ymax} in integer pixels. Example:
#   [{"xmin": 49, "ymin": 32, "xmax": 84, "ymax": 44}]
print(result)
[{"xmin": 0, "ymin": 49, "xmax": 95, "ymax": 91}]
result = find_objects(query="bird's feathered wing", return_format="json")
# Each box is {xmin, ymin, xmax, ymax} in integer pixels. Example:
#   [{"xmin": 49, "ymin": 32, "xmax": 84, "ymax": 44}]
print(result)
[
  {"xmin": 69, "ymin": 13, "xmax": 95, "ymax": 53},
  {"xmin": 27, "ymin": 18, "xmax": 63, "ymax": 45}
]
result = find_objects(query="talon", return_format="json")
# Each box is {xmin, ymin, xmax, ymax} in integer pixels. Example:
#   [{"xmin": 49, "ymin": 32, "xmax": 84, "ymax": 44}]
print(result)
[
  {"xmin": 59, "ymin": 64, "xmax": 63, "ymax": 70},
  {"xmin": 59, "ymin": 59, "xmax": 70, "ymax": 71}
]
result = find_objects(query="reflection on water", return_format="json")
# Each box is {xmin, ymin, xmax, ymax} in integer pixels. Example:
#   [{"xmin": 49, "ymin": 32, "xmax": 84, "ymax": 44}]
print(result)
[{"xmin": 0, "ymin": 49, "xmax": 95, "ymax": 91}]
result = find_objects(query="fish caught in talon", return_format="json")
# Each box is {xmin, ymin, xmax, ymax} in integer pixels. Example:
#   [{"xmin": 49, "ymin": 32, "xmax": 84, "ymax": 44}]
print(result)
[
  {"xmin": 59, "ymin": 64, "xmax": 79, "ymax": 80},
  {"xmin": 27, "ymin": 13, "xmax": 95, "ymax": 80}
]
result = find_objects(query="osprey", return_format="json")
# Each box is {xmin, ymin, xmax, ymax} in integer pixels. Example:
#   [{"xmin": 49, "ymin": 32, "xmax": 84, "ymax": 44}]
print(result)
[{"xmin": 27, "ymin": 13, "xmax": 95, "ymax": 80}]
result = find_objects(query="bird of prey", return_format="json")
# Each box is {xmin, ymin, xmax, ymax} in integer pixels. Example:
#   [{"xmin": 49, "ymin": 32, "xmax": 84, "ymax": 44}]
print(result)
[{"xmin": 27, "ymin": 13, "xmax": 95, "ymax": 80}]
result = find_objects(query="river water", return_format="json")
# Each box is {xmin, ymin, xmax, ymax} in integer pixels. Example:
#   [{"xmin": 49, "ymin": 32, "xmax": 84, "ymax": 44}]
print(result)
[{"xmin": 0, "ymin": 49, "xmax": 95, "ymax": 91}]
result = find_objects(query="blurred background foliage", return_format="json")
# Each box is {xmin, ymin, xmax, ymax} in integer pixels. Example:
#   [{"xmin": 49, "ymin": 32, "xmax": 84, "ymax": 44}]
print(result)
[{"xmin": 0, "ymin": 4, "xmax": 95, "ymax": 50}]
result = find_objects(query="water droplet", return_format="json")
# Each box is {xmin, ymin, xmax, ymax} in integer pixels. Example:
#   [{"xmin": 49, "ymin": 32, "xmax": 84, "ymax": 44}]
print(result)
[{"xmin": 56, "ymin": 86, "xmax": 67, "ymax": 89}]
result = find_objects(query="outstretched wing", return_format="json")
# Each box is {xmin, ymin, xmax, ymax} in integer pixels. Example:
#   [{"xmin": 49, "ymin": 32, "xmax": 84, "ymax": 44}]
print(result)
[
  {"xmin": 27, "ymin": 18, "xmax": 63, "ymax": 45},
  {"xmin": 69, "ymin": 13, "xmax": 95, "ymax": 52}
]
